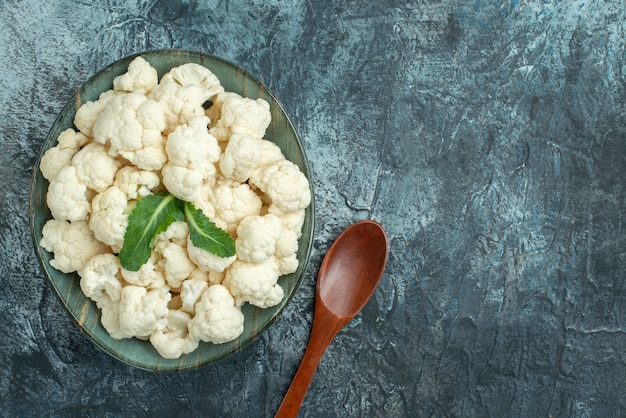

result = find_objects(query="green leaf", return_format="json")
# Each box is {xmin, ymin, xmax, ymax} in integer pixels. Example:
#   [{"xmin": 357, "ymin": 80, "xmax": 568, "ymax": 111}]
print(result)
[
  {"xmin": 119, "ymin": 191, "xmax": 184, "ymax": 271},
  {"xmin": 184, "ymin": 201, "xmax": 235, "ymax": 258},
  {"xmin": 118, "ymin": 192, "xmax": 235, "ymax": 271}
]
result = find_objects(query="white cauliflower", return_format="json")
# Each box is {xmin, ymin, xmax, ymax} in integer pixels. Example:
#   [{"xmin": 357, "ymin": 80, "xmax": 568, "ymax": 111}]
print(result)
[
  {"xmin": 235, "ymin": 214, "xmax": 282, "ymax": 263},
  {"xmin": 113, "ymin": 166, "xmax": 160, "ymax": 200},
  {"xmin": 74, "ymin": 89, "xmax": 122, "ymax": 138},
  {"xmin": 118, "ymin": 285, "xmax": 171, "ymax": 338},
  {"xmin": 149, "ymin": 81, "xmax": 208, "ymax": 135},
  {"xmin": 258, "ymin": 139, "xmax": 286, "ymax": 167},
  {"xmin": 78, "ymin": 253, "xmax": 124, "ymax": 339},
  {"xmin": 39, "ymin": 56, "xmax": 315, "ymax": 360},
  {"xmin": 274, "ymin": 228, "xmax": 300, "ymax": 275},
  {"xmin": 208, "ymin": 92, "xmax": 271, "ymax": 141},
  {"xmin": 149, "ymin": 309, "xmax": 199, "ymax": 359},
  {"xmin": 40, "ymin": 128, "xmax": 89, "ymax": 181},
  {"xmin": 269, "ymin": 206, "xmax": 306, "ymax": 237},
  {"xmin": 71, "ymin": 142, "xmax": 122, "ymax": 193},
  {"xmin": 162, "ymin": 115, "xmax": 221, "ymax": 202},
  {"xmin": 165, "ymin": 116, "xmax": 220, "ymax": 167},
  {"xmin": 250, "ymin": 159, "xmax": 311, "ymax": 213},
  {"xmin": 113, "ymin": 56, "xmax": 158, "ymax": 95},
  {"xmin": 219, "ymin": 134, "xmax": 263, "ymax": 182},
  {"xmin": 222, "ymin": 259, "xmax": 284, "ymax": 308},
  {"xmin": 265, "ymin": 207, "xmax": 305, "ymax": 274},
  {"xmin": 46, "ymin": 165, "xmax": 92, "ymax": 222},
  {"xmin": 188, "ymin": 284, "xmax": 244, "ymax": 344},
  {"xmin": 155, "ymin": 220, "xmax": 189, "ymax": 247},
  {"xmin": 120, "ymin": 252, "xmax": 166, "ymax": 289},
  {"xmin": 190, "ymin": 186, "xmax": 218, "ymax": 220},
  {"xmin": 209, "ymin": 180, "xmax": 263, "ymax": 234},
  {"xmin": 160, "ymin": 62, "xmax": 224, "ymax": 102},
  {"xmin": 93, "ymin": 92, "xmax": 167, "ymax": 171},
  {"xmin": 89, "ymin": 186, "xmax": 128, "ymax": 250},
  {"xmin": 154, "ymin": 221, "xmax": 196, "ymax": 289},
  {"xmin": 161, "ymin": 165, "xmax": 207, "ymax": 203},
  {"xmin": 40, "ymin": 219, "xmax": 109, "ymax": 273},
  {"xmin": 179, "ymin": 278, "xmax": 208, "ymax": 314},
  {"xmin": 189, "ymin": 186, "xmax": 229, "ymax": 232},
  {"xmin": 187, "ymin": 235, "xmax": 236, "ymax": 273},
  {"xmin": 189, "ymin": 268, "xmax": 226, "ymax": 286},
  {"xmin": 159, "ymin": 243, "xmax": 196, "ymax": 289}
]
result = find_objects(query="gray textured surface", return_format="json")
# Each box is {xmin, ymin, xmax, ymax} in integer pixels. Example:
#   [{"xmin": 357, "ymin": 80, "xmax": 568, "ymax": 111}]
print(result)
[{"xmin": 1, "ymin": 0, "xmax": 625, "ymax": 416}]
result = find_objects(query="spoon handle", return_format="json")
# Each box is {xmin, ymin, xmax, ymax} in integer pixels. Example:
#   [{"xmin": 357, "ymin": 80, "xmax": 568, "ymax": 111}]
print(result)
[
  {"xmin": 275, "ymin": 312, "xmax": 347, "ymax": 418},
  {"xmin": 274, "ymin": 340, "xmax": 327, "ymax": 417}
]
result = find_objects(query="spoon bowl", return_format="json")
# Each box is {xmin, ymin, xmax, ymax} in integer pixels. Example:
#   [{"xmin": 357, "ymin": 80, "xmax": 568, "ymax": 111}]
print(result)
[
  {"xmin": 275, "ymin": 220, "xmax": 389, "ymax": 417},
  {"xmin": 318, "ymin": 220, "xmax": 389, "ymax": 318}
]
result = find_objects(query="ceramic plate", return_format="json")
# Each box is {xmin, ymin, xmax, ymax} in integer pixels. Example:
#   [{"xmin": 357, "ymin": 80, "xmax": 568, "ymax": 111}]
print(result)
[{"xmin": 29, "ymin": 50, "xmax": 314, "ymax": 371}]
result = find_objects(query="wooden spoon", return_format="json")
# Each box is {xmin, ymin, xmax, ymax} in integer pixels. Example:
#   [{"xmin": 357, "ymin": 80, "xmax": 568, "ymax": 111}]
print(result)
[{"xmin": 275, "ymin": 220, "xmax": 389, "ymax": 417}]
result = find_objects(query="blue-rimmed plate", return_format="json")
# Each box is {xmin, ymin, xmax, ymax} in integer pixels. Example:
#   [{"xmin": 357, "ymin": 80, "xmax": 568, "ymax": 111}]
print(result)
[{"xmin": 29, "ymin": 50, "xmax": 314, "ymax": 371}]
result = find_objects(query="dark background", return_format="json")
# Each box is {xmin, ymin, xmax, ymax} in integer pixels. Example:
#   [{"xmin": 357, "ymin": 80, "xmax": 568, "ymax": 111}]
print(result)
[{"xmin": 1, "ymin": 1, "xmax": 625, "ymax": 416}]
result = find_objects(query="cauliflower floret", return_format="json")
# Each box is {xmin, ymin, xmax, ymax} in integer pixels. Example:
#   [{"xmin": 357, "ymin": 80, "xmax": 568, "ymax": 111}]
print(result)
[
  {"xmin": 246, "ymin": 140, "xmax": 285, "ymax": 194},
  {"xmin": 180, "ymin": 278, "xmax": 209, "ymax": 314},
  {"xmin": 71, "ymin": 142, "xmax": 122, "ymax": 193},
  {"xmin": 219, "ymin": 134, "xmax": 263, "ymax": 182},
  {"xmin": 40, "ymin": 129, "xmax": 89, "ymax": 181},
  {"xmin": 89, "ymin": 186, "xmax": 128, "ymax": 250},
  {"xmin": 149, "ymin": 309, "xmax": 199, "ymax": 359},
  {"xmin": 46, "ymin": 165, "xmax": 92, "ymax": 222},
  {"xmin": 235, "ymin": 214, "xmax": 282, "ymax": 263},
  {"xmin": 162, "ymin": 115, "xmax": 221, "ymax": 202},
  {"xmin": 159, "ymin": 243, "xmax": 196, "ymax": 289},
  {"xmin": 78, "ymin": 253, "xmax": 125, "ymax": 339},
  {"xmin": 187, "ymin": 235, "xmax": 236, "ymax": 273},
  {"xmin": 188, "ymin": 284, "xmax": 244, "ymax": 344},
  {"xmin": 78, "ymin": 253, "xmax": 122, "ymax": 302},
  {"xmin": 188, "ymin": 269, "xmax": 225, "ymax": 285},
  {"xmin": 191, "ymin": 186, "xmax": 217, "ymax": 218},
  {"xmin": 93, "ymin": 92, "xmax": 167, "ymax": 171},
  {"xmin": 160, "ymin": 62, "xmax": 224, "ymax": 102},
  {"xmin": 121, "ymin": 252, "xmax": 166, "ymax": 289},
  {"xmin": 209, "ymin": 181, "xmax": 263, "ymax": 234},
  {"xmin": 113, "ymin": 56, "xmax": 158, "ymax": 95},
  {"xmin": 207, "ymin": 92, "xmax": 271, "ymax": 141},
  {"xmin": 118, "ymin": 285, "xmax": 171, "ymax": 338},
  {"xmin": 190, "ymin": 186, "xmax": 228, "ymax": 232},
  {"xmin": 274, "ymin": 228, "xmax": 300, "ymax": 275},
  {"xmin": 265, "ymin": 207, "xmax": 305, "ymax": 275},
  {"xmin": 149, "ymin": 81, "xmax": 208, "ymax": 135},
  {"xmin": 40, "ymin": 219, "xmax": 109, "ymax": 273},
  {"xmin": 166, "ymin": 116, "xmax": 221, "ymax": 167},
  {"xmin": 154, "ymin": 221, "xmax": 196, "ymax": 288},
  {"xmin": 161, "ymin": 165, "xmax": 207, "ymax": 204},
  {"xmin": 113, "ymin": 166, "xmax": 160, "ymax": 200},
  {"xmin": 258, "ymin": 139, "xmax": 286, "ymax": 167},
  {"xmin": 269, "ymin": 206, "xmax": 306, "ymax": 238},
  {"xmin": 155, "ymin": 220, "xmax": 189, "ymax": 246},
  {"xmin": 74, "ymin": 89, "xmax": 122, "ymax": 137},
  {"xmin": 250, "ymin": 159, "xmax": 311, "ymax": 213},
  {"xmin": 222, "ymin": 259, "xmax": 284, "ymax": 308}
]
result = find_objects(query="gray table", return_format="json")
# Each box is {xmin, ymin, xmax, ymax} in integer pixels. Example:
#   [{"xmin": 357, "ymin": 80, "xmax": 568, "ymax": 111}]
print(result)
[{"xmin": 2, "ymin": 1, "xmax": 625, "ymax": 416}]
